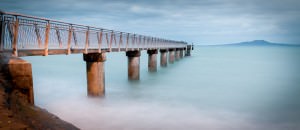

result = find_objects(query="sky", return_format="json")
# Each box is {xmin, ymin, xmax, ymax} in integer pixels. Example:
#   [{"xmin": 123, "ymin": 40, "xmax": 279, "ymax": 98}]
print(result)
[{"xmin": 1, "ymin": 0, "xmax": 300, "ymax": 45}]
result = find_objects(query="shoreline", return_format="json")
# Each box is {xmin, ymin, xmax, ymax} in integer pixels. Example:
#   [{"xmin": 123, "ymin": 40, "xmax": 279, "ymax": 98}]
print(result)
[{"xmin": 0, "ymin": 69, "xmax": 80, "ymax": 129}]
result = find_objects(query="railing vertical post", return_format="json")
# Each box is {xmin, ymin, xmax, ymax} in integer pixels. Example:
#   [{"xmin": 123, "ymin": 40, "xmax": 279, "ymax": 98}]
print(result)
[
  {"xmin": 132, "ymin": 34, "xmax": 135, "ymax": 51},
  {"xmin": 34, "ymin": 24, "xmax": 42, "ymax": 48},
  {"xmin": 153, "ymin": 38, "xmax": 156, "ymax": 49},
  {"xmin": 118, "ymin": 32, "xmax": 122, "ymax": 52},
  {"xmin": 67, "ymin": 25, "xmax": 72, "ymax": 55},
  {"xmin": 145, "ymin": 37, "xmax": 147, "ymax": 50},
  {"xmin": 151, "ymin": 37, "xmax": 154, "ymax": 49},
  {"xmin": 143, "ymin": 36, "xmax": 146, "ymax": 50},
  {"xmin": 12, "ymin": 18, "xmax": 19, "ymax": 57},
  {"xmin": 147, "ymin": 37, "xmax": 150, "ymax": 50},
  {"xmin": 55, "ymin": 26, "xmax": 62, "ymax": 48},
  {"xmin": 136, "ymin": 35, "xmax": 138, "ymax": 50},
  {"xmin": 44, "ymin": 21, "xmax": 50, "ymax": 56},
  {"xmin": 105, "ymin": 33, "xmax": 109, "ymax": 51},
  {"xmin": 139, "ymin": 36, "xmax": 142, "ymax": 50},
  {"xmin": 152, "ymin": 38, "xmax": 155, "ymax": 49},
  {"xmin": 156, "ymin": 38, "xmax": 161, "ymax": 49},
  {"xmin": 109, "ymin": 31, "xmax": 113, "ymax": 52},
  {"xmin": 156, "ymin": 38, "xmax": 158, "ymax": 49},
  {"xmin": 136, "ymin": 35, "xmax": 139, "ymax": 50},
  {"xmin": 84, "ymin": 27, "xmax": 89, "ymax": 54},
  {"xmin": 125, "ymin": 33, "xmax": 129, "ymax": 51},
  {"xmin": 113, "ymin": 31, "xmax": 117, "ymax": 49},
  {"xmin": 97, "ymin": 30, "xmax": 103, "ymax": 53},
  {"xmin": 0, "ymin": 15, "xmax": 4, "ymax": 51},
  {"xmin": 157, "ymin": 39, "xmax": 160, "ymax": 49},
  {"xmin": 73, "ymin": 29, "xmax": 78, "ymax": 47},
  {"xmin": 154, "ymin": 38, "xmax": 157, "ymax": 49}
]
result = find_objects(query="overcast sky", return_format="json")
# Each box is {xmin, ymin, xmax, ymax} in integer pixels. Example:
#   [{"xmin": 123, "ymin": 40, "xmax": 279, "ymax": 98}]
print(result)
[{"xmin": 1, "ymin": 0, "xmax": 300, "ymax": 45}]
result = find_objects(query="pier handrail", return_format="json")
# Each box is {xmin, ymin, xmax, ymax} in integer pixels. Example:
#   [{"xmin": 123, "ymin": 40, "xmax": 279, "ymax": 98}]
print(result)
[{"xmin": 0, "ymin": 11, "xmax": 188, "ymax": 56}]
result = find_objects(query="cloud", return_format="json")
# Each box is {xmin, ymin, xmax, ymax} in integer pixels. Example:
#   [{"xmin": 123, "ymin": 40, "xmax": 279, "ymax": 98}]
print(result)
[{"xmin": 1, "ymin": 0, "xmax": 300, "ymax": 44}]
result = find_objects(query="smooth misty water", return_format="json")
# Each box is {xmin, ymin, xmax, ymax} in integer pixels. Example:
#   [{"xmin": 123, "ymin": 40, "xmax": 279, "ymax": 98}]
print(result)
[{"xmin": 23, "ymin": 46, "xmax": 300, "ymax": 130}]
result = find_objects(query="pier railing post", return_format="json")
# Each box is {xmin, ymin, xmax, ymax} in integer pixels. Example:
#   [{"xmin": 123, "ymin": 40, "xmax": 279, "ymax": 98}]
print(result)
[
  {"xmin": 147, "ymin": 49, "xmax": 158, "ymax": 72},
  {"xmin": 126, "ymin": 51, "xmax": 141, "ymax": 80},
  {"xmin": 168, "ymin": 49, "xmax": 175, "ymax": 64},
  {"xmin": 160, "ymin": 49, "xmax": 168, "ymax": 67},
  {"xmin": 0, "ymin": 16, "xmax": 4, "ymax": 51},
  {"xmin": 83, "ymin": 53, "xmax": 106, "ymax": 96},
  {"xmin": 12, "ymin": 19, "xmax": 19, "ymax": 57}
]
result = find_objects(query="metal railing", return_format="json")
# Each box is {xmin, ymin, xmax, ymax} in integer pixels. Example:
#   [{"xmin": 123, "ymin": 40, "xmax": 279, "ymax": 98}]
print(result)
[{"xmin": 0, "ymin": 11, "xmax": 188, "ymax": 56}]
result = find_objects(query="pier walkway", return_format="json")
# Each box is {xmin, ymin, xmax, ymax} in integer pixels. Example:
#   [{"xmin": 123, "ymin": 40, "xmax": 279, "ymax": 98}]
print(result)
[{"xmin": 0, "ymin": 11, "xmax": 193, "ymax": 104}]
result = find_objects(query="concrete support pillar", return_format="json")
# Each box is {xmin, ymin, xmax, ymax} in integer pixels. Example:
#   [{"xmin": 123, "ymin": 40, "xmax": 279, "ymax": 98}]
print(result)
[
  {"xmin": 179, "ymin": 49, "xmax": 184, "ymax": 58},
  {"xmin": 126, "ymin": 51, "xmax": 141, "ymax": 80},
  {"xmin": 0, "ymin": 54, "xmax": 34, "ymax": 104},
  {"xmin": 175, "ymin": 49, "xmax": 180, "ymax": 60},
  {"xmin": 160, "ymin": 49, "xmax": 168, "ymax": 67},
  {"xmin": 83, "ymin": 53, "xmax": 106, "ymax": 96},
  {"xmin": 169, "ymin": 49, "xmax": 175, "ymax": 64},
  {"xmin": 147, "ymin": 50, "xmax": 158, "ymax": 72}
]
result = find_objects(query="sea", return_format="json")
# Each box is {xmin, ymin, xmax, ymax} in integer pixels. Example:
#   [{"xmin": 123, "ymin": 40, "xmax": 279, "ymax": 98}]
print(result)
[{"xmin": 23, "ymin": 46, "xmax": 300, "ymax": 130}]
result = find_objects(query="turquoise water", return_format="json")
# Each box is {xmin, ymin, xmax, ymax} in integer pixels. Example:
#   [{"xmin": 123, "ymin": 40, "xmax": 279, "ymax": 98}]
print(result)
[{"xmin": 23, "ymin": 46, "xmax": 300, "ymax": 130}]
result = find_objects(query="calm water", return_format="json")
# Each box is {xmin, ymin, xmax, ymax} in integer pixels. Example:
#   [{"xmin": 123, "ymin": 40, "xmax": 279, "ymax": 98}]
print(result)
[{"xmin": 23, "ymin": 46, "xmax": 300, "ymax": 130}]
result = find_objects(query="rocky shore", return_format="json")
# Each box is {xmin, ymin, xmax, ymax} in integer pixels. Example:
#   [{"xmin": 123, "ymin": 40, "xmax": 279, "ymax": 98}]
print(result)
[{"xmin": 0, "ymin": 61, "xmax": 79, "ymax": 130}]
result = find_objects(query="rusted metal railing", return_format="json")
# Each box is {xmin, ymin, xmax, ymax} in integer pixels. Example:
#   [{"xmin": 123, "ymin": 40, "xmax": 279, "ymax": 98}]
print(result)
[{"xmin": 0, "ymin": 11, "xmax": 188, "ymax": 57}]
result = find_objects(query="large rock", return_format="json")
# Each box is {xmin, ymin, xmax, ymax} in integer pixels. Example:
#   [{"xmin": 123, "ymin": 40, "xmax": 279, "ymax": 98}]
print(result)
[{"xmin": 0, "ymin": 53, "xmax": 34, "ymax": 104}]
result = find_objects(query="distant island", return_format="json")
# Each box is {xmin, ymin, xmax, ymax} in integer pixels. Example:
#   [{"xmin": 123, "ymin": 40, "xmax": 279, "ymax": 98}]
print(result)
[{"xmin": 210, "ymin": 40, "xmax": 299, "ymax": 46}]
